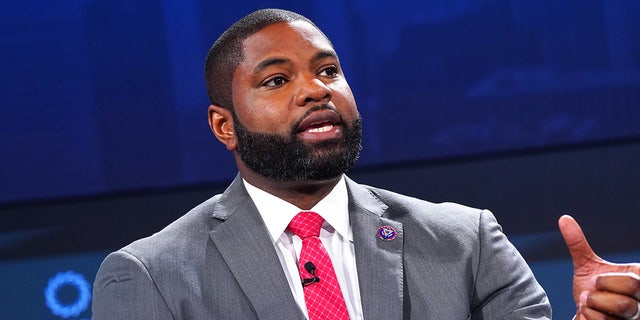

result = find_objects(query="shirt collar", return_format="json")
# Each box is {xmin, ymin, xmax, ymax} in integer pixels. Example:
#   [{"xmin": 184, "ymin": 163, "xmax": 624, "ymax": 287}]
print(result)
[{"xmin": 243, "ymin": 175, "xmax": 351, "ymax": 244}]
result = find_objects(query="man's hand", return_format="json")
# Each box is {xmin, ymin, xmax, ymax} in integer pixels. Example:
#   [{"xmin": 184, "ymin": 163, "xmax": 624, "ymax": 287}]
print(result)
[{"xmin": 559, "ymin": 215, "xmax": 640, "ymax": 319}]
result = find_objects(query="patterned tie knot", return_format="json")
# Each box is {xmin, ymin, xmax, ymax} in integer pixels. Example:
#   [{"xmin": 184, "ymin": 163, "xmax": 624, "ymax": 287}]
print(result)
[{"xmin": 288, "ymin": 211, "xmax": 323, "ymax": 239}]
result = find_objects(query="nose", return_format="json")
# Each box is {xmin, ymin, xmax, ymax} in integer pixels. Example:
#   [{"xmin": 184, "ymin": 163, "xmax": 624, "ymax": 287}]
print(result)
[{"xmin": 294, "ymin": 77, "xmax": 331, "ymax": 106}]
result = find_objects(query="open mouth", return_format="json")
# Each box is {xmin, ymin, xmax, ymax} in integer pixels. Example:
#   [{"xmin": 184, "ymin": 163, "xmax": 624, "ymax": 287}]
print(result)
[
  {"xmin": 296, "ymin": 109, "xmax": 342, "ymax": 134},
  {"xmin": 305, "ymin": 122, "xmax": 335, "ymax": 133}
]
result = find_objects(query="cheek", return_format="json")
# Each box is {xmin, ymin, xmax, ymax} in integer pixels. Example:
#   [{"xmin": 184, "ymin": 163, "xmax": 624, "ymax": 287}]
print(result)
[
  {"xmin": 231, "ymin": 86, "xmax": 278, "ymax": 127},
  {"xmin": 249, "ymin": 103, "xmax": 283, "ymax": 121},
  {"xmin": 236, "ymin": 98, "xmax": 294, "ymax": 133},
  {"xmin": 231, "ymin": 72, "xmax": 286, "ymax": 129},
  {"xmin": 332, "ymin": 84, "xmax": 358, "ymax": 116}
]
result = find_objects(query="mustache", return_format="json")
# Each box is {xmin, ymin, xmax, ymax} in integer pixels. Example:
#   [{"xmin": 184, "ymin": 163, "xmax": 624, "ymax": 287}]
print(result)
[{"xmin": 289, "ymin": 104, "xmax": 341, "ymax": 135}]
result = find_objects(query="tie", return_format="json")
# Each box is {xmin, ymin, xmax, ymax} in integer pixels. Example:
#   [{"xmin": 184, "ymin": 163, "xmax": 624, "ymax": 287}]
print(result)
[{"xmin": 288, "ymin": 211, "xmax": 350, "ymax": 320}]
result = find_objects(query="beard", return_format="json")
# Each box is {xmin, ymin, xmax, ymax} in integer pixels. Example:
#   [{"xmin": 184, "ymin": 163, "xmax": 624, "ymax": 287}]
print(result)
[{"xmin": 232, "ymin": 106, "xmax": 362, "ymax": 182}]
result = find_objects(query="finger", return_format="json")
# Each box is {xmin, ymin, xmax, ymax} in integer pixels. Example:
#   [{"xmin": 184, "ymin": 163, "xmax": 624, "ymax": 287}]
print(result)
[
  {"xmin": 596, "ymin": 273, "xmax": 640, "ymax": 300},
  {"xmin": 559, "ymin": 215, "xmax": 599, "ymax": 269},
  {"xmin": 586, "ymin": 290, "xmax": 639, "ymax": 319},
  {"xmin": 580, "ymin": 306, "xmax": 621, "ymax": 320}
]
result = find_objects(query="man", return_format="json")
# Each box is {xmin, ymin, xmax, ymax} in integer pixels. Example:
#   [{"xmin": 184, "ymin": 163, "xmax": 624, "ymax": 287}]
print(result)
[{"xmin": 92, "ymin": 8, "xmax": 640, "ymax": 319}]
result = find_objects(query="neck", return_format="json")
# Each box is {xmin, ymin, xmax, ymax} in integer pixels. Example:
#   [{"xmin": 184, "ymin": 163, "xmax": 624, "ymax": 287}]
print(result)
[{"xmin": 238, "ymin": 164, "xmax": 341, "ymax": 210}]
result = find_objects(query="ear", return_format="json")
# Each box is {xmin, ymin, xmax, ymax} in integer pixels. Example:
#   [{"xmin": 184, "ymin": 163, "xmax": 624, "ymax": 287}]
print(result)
[{"xmin": 208, "ymin": 104, "xmax": 237, "ymax": 151}]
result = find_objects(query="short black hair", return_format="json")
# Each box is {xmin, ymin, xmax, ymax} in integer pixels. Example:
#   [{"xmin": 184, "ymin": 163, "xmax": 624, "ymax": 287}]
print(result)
[{"xmin": 204, "ymin": 8, "xmax": 326, "ymax": 110}]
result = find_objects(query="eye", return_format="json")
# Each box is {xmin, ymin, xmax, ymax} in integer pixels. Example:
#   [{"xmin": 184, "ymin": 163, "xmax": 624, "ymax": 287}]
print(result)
[
  {"xmin": 318, "ymin": 66, "xmax": 339, "ymax": 77},
  {"xmin": 263, "ymin": 76, "xmax": 288, "ymax": 87}
]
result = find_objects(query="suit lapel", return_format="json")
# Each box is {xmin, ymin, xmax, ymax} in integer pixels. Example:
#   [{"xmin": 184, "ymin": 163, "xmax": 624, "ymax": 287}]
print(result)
[
  {"xmin": 208, "ymin": 175, "xmax": 304, "ymax": 319},
  {"xmin": 346, "ymin": 177, "xmax": 404, "ymax": 320},
  {"xmin": 208, "ymin": 175, "xmax": 404, "ymax": 319}
]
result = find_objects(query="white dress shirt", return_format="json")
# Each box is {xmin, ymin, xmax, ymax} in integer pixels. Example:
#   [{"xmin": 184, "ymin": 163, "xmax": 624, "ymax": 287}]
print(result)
[{"xmin": 243, "ymin": 176, "xmax": 363, "ymax": 320}]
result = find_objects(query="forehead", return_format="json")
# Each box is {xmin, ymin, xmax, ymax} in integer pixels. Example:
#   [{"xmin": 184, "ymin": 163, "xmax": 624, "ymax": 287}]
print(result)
[{"xmin": 240, "ymin": 21, "xmax": 335, "ymax": 67}]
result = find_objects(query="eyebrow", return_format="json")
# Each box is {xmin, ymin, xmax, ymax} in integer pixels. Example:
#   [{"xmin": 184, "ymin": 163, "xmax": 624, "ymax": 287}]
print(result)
[
  {"xmin": 312, "ymin": 50, "xmax": 339, "ymax": 62},
  {"xmin": 252, "ymin": 50, "xmax": 340, "ymax": 74},
  {"xmin": 253, "ymin": 57, "xmax": 290, "ymax": 74}
]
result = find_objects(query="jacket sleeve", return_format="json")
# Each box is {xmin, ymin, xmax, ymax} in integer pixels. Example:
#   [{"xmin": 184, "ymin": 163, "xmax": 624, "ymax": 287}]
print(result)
[
  {"xmin": 92, "ymin": 250, "xmax": 174, "ymax": 320},
  {"xmin": 471, "ymin": 210, "xmax": 552, "ymax": 319}
]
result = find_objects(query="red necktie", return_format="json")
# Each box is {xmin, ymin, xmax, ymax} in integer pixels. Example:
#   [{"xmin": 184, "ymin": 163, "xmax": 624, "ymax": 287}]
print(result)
[{"xmin": 288, "ymin": 211, "xmax": 350, "ymax": 320}]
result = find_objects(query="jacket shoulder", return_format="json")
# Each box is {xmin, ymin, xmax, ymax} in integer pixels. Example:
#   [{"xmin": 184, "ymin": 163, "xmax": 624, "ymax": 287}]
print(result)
[
  {"xmin": 117, "ymin": 194, "xmax": 223, "ymax": 270},
  {"xmin": 357, "ymin": 183, "xmax": 485, "ymax": 232}
]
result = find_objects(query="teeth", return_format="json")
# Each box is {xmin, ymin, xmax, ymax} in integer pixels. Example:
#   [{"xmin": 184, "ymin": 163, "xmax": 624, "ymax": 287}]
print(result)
[{"xmin": 307, "ymin": 124, "xmax": 333, "ymax": 133}]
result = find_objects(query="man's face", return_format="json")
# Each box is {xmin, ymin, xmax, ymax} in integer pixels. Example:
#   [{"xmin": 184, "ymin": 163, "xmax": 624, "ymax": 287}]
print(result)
[{"xmin": 229, "ymin": 21, "xmax": 361, "ymax": 181}]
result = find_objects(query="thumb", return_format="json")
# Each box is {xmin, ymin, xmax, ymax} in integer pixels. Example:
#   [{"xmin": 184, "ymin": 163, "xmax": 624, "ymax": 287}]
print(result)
[{"xmin": 558, "ymin": 215, "xmax": 599, "ymax": 270}]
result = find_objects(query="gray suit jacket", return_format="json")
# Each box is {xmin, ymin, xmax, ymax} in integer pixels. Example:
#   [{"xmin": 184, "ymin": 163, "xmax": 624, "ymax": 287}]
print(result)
[{"xmin": 92, "ymin": 175, "xmax": 551, "ymax": 319}]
